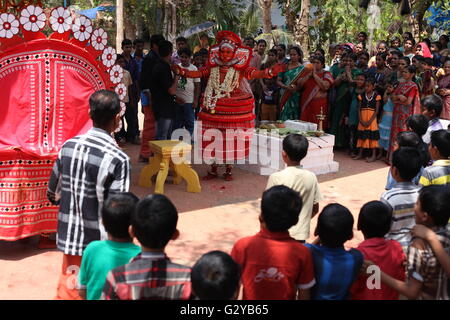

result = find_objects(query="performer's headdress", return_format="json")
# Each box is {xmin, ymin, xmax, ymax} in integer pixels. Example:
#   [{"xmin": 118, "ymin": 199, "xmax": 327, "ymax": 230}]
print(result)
[{"xmin": 216, "ymin": 31, "xmax": 241, "ymax": 51}]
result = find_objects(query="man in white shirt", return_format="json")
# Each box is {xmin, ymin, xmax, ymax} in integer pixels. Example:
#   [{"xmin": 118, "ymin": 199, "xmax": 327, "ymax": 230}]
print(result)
[{"xmin": 173, "ymin": 47, "xmax": 201, "ymax": 140}]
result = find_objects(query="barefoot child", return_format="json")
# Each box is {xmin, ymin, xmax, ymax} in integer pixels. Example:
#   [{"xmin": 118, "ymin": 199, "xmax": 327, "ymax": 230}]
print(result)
[
  {"xmin": 348, "ymin": 72, "xmax": 366, "ymax": 156},
  {"xmin": 353, "ymin": 77, "xmax": 382, "ymax": 162},
  {"xmin": 378, "ymin": 79, "xmax": 398, "ymax": 161}
]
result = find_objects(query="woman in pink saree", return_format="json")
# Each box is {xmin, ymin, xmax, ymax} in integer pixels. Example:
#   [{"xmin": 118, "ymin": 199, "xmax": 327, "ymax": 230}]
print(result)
[
  {"xmin": 388, "ymin": 66, "xmax": 421, "ymax": 163},
  {"xmin": 298, "ymin": 55, "xmax": 334, "ymax": 129}
]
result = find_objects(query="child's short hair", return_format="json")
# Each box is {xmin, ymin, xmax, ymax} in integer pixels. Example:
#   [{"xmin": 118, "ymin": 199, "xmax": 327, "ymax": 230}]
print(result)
[
  {"xmin": 419, "ymin": 186, "xmax": 450, "ymax": 227},
  {"xmin": 132, "ymin": 194, "xmax": 178, "ymax": 249},
  {"xmin": 178, "ymin": 47, "xmax": 192, "ymax": 57},
  {"xmin": 430, "ymin": 130, "xmax": 450, "ymax": 158},
  {"xmin": 422, "ymin": 57, "xmax": 434, "ymax": 66},
  {"xmin": 102, "ymin": 192, "xmax": 139, "ymax": 239},
  {"xmin": 316, "ymin": 203, "xmax": 354, "ymax": 248},
  {"xmin": 199, "ymin": 48, "xmax": 209, "ymax": 56},
  {"xmin": 357, "ymin": 201, "xmax": 392, "ymax": 239},
  {"xmin": 267, "ymin": 48, "xmax": 278, "ymax": 56},
  {"xmin": 176, "ymin": 36, "xmax": 187, "ymax": 44},
  {"xmin": 407, "ymin": 114, "xmax": 429, "ymax": 137},
  {"xmin": 346, "ymin": 52, "xmax": 358, "ymax": 61},
  {"xmin": 282, "ymin": 134, "xmax": 309, "ymax": 162},
  {"xmin": 365, "ymin": 77, "xmax": 376, "ymax": 86},
  {"xmin": 355, "ymin": 72, "xmax": 367, "ymax": 79},
  {"xmin": 413, "ymin": 55, "xmax": 425, "ymax": 63},
  {"xmin": 421, "ymin": 94, "xmax": 443, "ymax": 118},
  {"xmin": 397, "ymin": 131, "xmax": 420, "ymax": 148},
  {"xmin": 261, "ymin": 186, "xmax": 302, "ymax": 232},
  {"xmin": 399, "ymin": 56, "xmax": 411, "ymax": 66},
  {"xmin": 392, "ymin": 147, "xmax": 422, "ymax": 181},
  {"xmin": 121, "ymin": 39, "xmax": 132, "ymax": 47},
  {"xmin": 406, "ymin": 65, "xmax": 417, "ymax": 74},
  {"xmin": 191, "ymin": 251, "xmax": 240, "ymax": 300},
  {"xmin": 357, "ymin": 52, "xmax": 370, "ymax": 60},
  {"xmin": 133, "ymin": 38, "xmax": 144, "ymax": 46}
]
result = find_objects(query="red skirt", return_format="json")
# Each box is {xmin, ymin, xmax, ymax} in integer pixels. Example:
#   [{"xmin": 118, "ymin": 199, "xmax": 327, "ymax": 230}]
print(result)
[
  {"xmin": 301, "ymin": 97, "xmax": 328, "ymax": 130},
  {"xmin": 198, "ymin": 92, "xmax": 255, "ymax": 162}
]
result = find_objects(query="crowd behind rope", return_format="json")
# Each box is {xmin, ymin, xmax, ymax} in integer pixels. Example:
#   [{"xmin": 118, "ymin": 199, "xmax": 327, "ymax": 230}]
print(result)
[{"xmin": 45, "ymin": 31, "xmax": 450, "ymax": 300}]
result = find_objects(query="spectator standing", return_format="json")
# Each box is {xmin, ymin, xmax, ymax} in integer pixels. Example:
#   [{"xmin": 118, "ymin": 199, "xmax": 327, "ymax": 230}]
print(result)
[
  {"xmin": 121, "ymin": 39, "xmax": 140, "ymax": 144},
  {"xmin": 150, "ymin": 40, "xmax": 180, "ymax": 140},
  {"xmin": 173, "ymin": 48, "xmax": 200, "ymax": 139},
  {"xmin": 139, "ymin": 34, "xmax": 165, "ymax": 161},
  {"xmin": 47, "ymin": 90, "xmax": 130, "ymax": 300}
]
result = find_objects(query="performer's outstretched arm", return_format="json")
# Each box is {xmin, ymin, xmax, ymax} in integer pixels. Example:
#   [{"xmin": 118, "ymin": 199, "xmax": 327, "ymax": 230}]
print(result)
[
  {"xmin": 172, "ymin": 65, "xmax": 210, "ymax": 78},
  {"xmin": 244, "ymin": 63, "xmax": 287, "ymax": 80}
]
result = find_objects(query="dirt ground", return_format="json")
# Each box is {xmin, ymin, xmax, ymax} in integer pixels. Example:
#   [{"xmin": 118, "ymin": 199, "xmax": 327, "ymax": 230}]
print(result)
[{"xmin": 0, "ymin": 145, "xmax": 390, "ymax": 300}]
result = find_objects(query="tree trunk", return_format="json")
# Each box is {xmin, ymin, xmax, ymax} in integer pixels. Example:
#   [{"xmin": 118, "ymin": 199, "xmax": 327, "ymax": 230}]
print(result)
[
  {"xmin": 116, "ymin": 0, "xmax": 124, "ymax": 52},
  {"xmin": 124, "ymin": 1, "xmax": 136, "ymax": 41},
  {"xmin": 258, "ymin": 0, "xmax": 272, "ymax": 33},
  {"xmin": 284, "ymin": 0, "xmax": 296, "ymax": 32},
  {"xmin": 296, "ymin": 0, "xmax": 310, "ymax": 59},
  {"xmin": 169, "ymin": 0, "xmax": 177, "ymax": 43},
  {"xmin": 136, "ymin": 12, "xmax": 143, "ymax": 40}
]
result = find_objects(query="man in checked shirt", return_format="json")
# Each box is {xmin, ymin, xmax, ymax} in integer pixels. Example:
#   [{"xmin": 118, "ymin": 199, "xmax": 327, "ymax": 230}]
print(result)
[{"xmin": 47, "ymin": 90, "xmax": 131, "ymax": 300}]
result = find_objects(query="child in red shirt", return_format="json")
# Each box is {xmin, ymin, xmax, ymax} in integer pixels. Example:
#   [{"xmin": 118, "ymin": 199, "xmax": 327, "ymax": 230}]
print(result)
[
  {"xmin": 351, "ymin": 201, "xmax": 406, "ymax": 300},
  {"xmin": 231, "ymin": 185, "xmax": 315, "ymax": 300}
]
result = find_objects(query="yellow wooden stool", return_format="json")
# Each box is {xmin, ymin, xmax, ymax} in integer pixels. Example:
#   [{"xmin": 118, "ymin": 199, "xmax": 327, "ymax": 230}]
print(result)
[{"xmin": 139, "ymin": 140, "xmax": 201, "ymax": 194}]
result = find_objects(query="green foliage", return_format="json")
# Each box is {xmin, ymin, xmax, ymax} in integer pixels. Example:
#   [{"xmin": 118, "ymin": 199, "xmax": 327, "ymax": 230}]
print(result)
[{"xmin": 311, "ymin": 0, "xmax": 403, "ymax": 45}]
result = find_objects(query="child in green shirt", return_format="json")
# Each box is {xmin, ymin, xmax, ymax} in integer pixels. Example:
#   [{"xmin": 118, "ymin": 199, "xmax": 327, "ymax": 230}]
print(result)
[{"xmin": 77, "ymin": 193, "xmax": 141, "ymax": 300}]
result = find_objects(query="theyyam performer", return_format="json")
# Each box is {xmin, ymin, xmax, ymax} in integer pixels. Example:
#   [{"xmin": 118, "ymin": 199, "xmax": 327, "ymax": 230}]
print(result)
[{"xmin": 173, "ymin": 31, "xmax": 285, "ymax": 180}]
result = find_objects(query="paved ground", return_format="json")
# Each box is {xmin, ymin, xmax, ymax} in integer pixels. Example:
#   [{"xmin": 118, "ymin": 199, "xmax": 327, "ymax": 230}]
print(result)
[{"xmin": 0, "ymin": 145, "xmax": 390, "ymax": 300}]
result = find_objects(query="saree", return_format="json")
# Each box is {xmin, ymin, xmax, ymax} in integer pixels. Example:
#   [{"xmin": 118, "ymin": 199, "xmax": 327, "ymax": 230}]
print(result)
[
  {"xmin": 387, "ymin": 81, "xmax": 420, "ymax": 163},
  {"xmin": 300, "ymin": 71, "xmax": 334, "ymax": 130},
  {"xmin": 328, "ymin": 66, "xmax": 359, "ymax": 147},
  {"xmin": 279, "ymin": 65, "xmax": 306, "ymax": 121},
  {"xmin": 437, "ymin": 74, "xmax": 450, "ymax": 120}
]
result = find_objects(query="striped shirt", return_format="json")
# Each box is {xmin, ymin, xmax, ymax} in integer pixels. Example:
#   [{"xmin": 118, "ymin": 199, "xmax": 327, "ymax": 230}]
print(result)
[
  {"xmin": 101, "ymin": 252, "xmax": 192, "ymax": 300},
  {"xmin": 419, "ymin": 160, "xmax": 450, "ymax": 187},
  {"xmin": 407, "ymin": 227, "xmax": 450, "ymax": 300},
  {"xmin": 381, "ymin": 182, "xmax": 420, "ymax": 252},
  {"xmin": 47, "ymin": 128, "xmax": 130, "ymax": 256}
]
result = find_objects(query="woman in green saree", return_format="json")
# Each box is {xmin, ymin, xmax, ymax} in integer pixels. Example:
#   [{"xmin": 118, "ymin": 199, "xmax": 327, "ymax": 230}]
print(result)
[
  {"xmin": 276, "ymin": 47, "xmax": 311, "ymax": 120},
  {"xmin": 329, "ymin": 52, "xmax": 359, "ymax": 147}
]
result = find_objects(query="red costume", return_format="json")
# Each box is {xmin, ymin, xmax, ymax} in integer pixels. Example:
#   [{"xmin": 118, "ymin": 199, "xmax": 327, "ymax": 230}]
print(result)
[
  {"xmin": 0, "ymin": 3, "xmax": 126, "ymax": 240},
  {"xmin": 176, "ymin": 31, "xmax": 283, "ymax": 179}
]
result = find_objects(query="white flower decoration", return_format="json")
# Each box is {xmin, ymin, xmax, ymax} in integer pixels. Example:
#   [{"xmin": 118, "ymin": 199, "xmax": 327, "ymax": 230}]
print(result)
[
  {"xmin": 114, "ymin": 117, "xmax": 123, "ymax": 133},
  {"xmin": 49, "ymin": 7, "xmax": 72, "ymax": 34},
  {"xmin": 20, "ymin": 5, "xmax": 46, "ymax": 32},
  {"xmin": 91, "ymin": 28, "xmax": 108, "ymax": 51},
  {"xmin": 119, "ymin": 102, "xmax": 126, "ymax": 117},
  {"xmin": 72, "ymin": 15, "xmax": 93, "ymax": 42},
  {"xmin": 110, "ymin": 65, "xmax": 124, "ymax": 84},
  {"xmin": 115, "ymin": 84, "xmax": 127, "ymax": 100},
  {"xmin": 0, "ymin": 13, "xmax": 20, "ymax": 39},
  {"xmin": 102, "ymin": 46, "xmax": 116, "ymax": 68}
]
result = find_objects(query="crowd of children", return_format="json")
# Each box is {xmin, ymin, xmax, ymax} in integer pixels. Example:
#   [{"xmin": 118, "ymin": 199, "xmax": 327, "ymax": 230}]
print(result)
[{"xmin": 73, "ymin": 121, "xmax": 449, "ymax": 300}]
